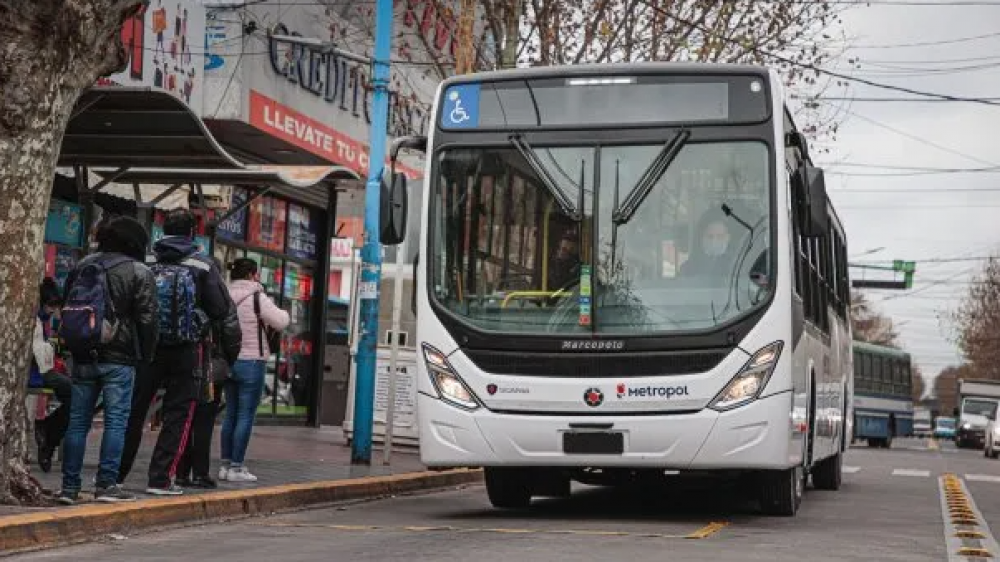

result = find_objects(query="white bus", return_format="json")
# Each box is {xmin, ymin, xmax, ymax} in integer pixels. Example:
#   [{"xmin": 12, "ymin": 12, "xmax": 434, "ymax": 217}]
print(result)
[{"xmin": 382, "ymin": 62, "xmax": 853, "ymax": 517}]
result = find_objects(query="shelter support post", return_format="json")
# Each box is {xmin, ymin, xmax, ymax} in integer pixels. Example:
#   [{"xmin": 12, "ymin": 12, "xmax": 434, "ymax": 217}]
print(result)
[{"xmin": 311, "ymin": 185, "xmax": 339, "ymax": 427}]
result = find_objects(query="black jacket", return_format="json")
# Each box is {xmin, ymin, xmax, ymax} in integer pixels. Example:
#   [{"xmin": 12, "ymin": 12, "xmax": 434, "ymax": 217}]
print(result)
[
  {"xmin": 66, "ymin": 252, "xmax": 159, "ymax": 366},
  {"xmin": 148, "ymin": 236, "xmax": 230, "ymax": 326}
]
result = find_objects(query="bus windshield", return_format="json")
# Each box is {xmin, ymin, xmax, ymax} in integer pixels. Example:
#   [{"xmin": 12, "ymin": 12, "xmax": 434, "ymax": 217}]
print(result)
[
  {"xmin": 429, "ymin": 140, "xmax": 771, "ymax": 335},
  {"xmin": 963, "ymin": 399, "xmax": 998, "ymax": 418}
]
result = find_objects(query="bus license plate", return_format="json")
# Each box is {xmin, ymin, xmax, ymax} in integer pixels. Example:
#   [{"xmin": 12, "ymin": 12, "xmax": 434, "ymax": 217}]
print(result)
[{"xmin": 563, "ymin": 432, "xmax": 624, "ymax": 455}]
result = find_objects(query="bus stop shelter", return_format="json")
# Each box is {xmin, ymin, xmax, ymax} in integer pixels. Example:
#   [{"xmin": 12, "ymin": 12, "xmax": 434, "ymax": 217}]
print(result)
[{"xmin": 57, "ymin": 86, "xmax": 362, "ymax": 426}]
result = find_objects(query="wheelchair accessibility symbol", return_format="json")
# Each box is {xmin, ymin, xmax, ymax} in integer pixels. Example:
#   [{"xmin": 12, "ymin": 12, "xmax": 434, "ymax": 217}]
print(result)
[
  {"xmin": 449, "ymin": 92, "xmax": 470, "ymax": 124},
  {"xmin": 442, "ymin": 84, "xmax": 480, "ymax": 128}
]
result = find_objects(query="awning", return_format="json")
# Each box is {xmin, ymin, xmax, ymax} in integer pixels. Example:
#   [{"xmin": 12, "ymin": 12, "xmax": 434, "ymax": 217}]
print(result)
[
  {"xmin": 60, "ymin": 87, "xmax": 362, "ymax": 209},
  {"xmin": 91, "ymin": 165, "xmax": 361, "ymax": 189},
  {"xmin": 60, "ymin": 86, "xmax": 243, "ymax": 169}
]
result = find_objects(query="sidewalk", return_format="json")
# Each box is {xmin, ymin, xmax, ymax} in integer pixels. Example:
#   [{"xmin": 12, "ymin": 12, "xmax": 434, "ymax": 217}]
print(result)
[
  {"xmin": 1, "ymin": 425, "xmax": 482, "ymax": 554},
  {"xmin": 28, "ymin": 425, "xmax": 424, "ymax": 501}
]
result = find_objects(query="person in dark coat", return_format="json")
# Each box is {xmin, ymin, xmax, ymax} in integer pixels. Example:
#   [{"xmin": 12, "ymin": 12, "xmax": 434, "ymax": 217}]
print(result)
[
  {"xmin": 176, "ymin": 257, "xmax": 241, "ymax": 488},
  {"xmin": 117, "ymin": 209, "xmax": 231, "ymax": 495},
  {"xmin": 59, "ymin": 216, "xmax": 158, "ymax": 505}
]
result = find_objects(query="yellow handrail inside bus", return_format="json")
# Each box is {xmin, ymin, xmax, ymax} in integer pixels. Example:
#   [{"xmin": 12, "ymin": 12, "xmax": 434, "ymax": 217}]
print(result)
[
  {"xmin": 501, "ymin": 290, "xmax": 567, "ymax": 308},
  {"xmin": 541, "ymin": 199, "xmax": 554, "ymax": 291}
]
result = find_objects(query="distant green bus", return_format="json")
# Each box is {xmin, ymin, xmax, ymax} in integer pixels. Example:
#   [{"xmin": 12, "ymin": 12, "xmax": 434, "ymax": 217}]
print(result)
[{"xmin": 852, "ymin": 341, "xmax": 914, "ymax": 447}]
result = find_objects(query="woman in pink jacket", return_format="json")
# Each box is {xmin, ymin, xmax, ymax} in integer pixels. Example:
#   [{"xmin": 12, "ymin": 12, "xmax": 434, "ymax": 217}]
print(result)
[{"xmin": 219, "ymin": 258, "xmax": 290, "ymax": 482}]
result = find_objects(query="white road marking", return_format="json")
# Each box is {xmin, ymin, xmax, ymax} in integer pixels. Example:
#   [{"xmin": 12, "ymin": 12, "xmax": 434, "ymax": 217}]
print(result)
[
  {"xmin": 965, "ymin": 474, "xmax": 1000, "ymax": 483},
  {"xmin": 843, "ymin": 466, "xmax": 861, "ymax": 474},
  {"xmin": 892, "ymin": 469, "xmax": 931, "ymax": 477}
]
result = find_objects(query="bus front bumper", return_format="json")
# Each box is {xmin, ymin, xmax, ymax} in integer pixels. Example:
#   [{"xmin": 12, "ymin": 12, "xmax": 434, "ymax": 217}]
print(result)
[{"xmin": 418, "ymin": 391, "xmax": 798, "ymax": 471}]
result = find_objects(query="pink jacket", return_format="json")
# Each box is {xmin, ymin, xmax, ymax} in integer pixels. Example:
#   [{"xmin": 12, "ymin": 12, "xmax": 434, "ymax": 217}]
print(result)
[{"xmin": 228, "ymin": 279, "xmax": 291, "ymax": 360}]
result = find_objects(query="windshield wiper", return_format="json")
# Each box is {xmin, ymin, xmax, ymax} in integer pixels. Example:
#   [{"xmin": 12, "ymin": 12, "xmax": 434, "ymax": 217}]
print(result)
[
  {"xmin": 612, "ymin": 129, "xmax": 691, "ymax": 225},
  {"xmin": 509, "ymin": 133, "xmax": 581, "ymax": 220}
]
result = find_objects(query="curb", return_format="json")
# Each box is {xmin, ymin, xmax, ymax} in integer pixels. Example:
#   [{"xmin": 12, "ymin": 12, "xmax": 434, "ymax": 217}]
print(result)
[{"xmin": 0, "ymin": 468, "xmax": 483, "ymax": 555}]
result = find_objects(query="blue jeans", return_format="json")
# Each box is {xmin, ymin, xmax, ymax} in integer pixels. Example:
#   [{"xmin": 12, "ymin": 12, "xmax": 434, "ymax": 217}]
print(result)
[
  {"xmin": 61, "ymin": 363, "xmax": 135, "ymax": 494},
  {"xmin": 221, "ymin": 360, "xmax": 265, "ymax": 466}
]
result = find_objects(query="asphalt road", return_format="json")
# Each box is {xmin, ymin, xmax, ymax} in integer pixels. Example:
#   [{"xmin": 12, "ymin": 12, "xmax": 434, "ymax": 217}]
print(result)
[{"xmin": 11, "ymin": 438, "xmax": 1000, "ymax": 562}]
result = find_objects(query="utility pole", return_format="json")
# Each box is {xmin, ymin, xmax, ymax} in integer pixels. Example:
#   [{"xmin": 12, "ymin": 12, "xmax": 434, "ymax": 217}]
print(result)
[{"xmin": 351, "ymin": 0, "xmax": 394, "ymax": 465}]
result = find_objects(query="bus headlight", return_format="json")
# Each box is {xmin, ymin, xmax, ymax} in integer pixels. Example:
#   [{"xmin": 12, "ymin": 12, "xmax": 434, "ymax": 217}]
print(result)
[
  {"xmin": 709, "ymin": 341, "xmax": 784, "ymax": 412},
  {"xmin": 422, "ymin": 344, "xmax": 479, "ymax": 410}
]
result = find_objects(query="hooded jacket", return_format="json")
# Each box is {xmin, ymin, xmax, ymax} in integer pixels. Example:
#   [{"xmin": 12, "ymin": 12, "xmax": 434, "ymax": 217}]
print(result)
[
  {"xmin": 148, "ymin": 236, "xmax": 231, "ymax": 344},
  {"xmin": 228, "ymin": 279, "xmax": 290, "ymax": 360}
]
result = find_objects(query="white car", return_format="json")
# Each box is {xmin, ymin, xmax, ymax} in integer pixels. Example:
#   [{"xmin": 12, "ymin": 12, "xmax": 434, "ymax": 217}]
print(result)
[{"xmin": 985, "ymin": 416, "xmax": 1000, "ymax": 459}]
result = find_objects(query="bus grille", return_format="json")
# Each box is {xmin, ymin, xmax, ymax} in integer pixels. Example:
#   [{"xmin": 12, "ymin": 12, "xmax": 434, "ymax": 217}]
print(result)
[{"xmin": 462, "ymin": 349, "xmax": 729, "ymax": 377}]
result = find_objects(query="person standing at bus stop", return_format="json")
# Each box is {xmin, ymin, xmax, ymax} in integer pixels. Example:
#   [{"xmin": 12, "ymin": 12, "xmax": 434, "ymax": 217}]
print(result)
[
  {"xmin": 58, "ymin": 216, "xmax": 159, "ymax": 505},
  {"xmin": 117, "ymin": 209, "xmax": 231, "ymax": 496},
  {"xmin": 221, "ymin": 258, "xmax": 289, "ymax": 482},
  {"xmin": 176, "ymin": 257, "xmax": 241, "ymax": 489}
]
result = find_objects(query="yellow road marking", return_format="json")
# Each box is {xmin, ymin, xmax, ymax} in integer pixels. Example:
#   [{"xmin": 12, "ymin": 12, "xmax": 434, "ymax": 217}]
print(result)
[
  {"xmin": 251, "ymin": 521, "xmax": 729, "ymax": 540},
  {"xmin": 684, "ymin": 522, "xmax": 729, "ymax": 539}
]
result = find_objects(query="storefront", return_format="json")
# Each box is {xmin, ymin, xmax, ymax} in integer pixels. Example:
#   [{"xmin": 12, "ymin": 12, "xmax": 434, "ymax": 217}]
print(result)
[
  {"xmin": 42, "ymin": 198, "xmax": 86, "ymax": 292},
  {"xmin": 211, "ymin": 187, "xmax": 327, "ymax": 421}
]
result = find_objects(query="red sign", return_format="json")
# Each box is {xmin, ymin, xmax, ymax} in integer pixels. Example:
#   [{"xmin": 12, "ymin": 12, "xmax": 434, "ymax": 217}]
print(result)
[
  {"xmin": 247, "ymin": 196, "xmax": 287, "ymax": 252},
  {"xmin": 249, "ymin": 90, "xmax": 423, "ymax": 181}
]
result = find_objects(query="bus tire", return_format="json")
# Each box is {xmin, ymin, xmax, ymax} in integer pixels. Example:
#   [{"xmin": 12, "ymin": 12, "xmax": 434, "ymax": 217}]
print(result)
[
  {"xmin": 758, "ymin": 465, "xmax": 803, "ymax": 516},
  {"xmin": 484, "ymin": 467, "xmax": 532, "ymax": 509},
  {"xmin": 812, "ymin": 452, "xmax": 842, "ymax": 491}
]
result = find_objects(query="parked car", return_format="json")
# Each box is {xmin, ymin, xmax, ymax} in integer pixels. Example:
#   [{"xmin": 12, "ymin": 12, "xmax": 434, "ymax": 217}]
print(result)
[{"xmin": 934, "ymin": 417, "xmax": 956, "ymax": 440}]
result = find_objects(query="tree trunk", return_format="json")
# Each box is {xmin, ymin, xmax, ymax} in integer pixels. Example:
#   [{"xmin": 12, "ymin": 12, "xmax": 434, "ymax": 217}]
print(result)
[
  {"xmin": 500, "ymin": 0, "xmax": 521, "ymax": 68},
  {"xmin": 0, "ymin": 0, "xmax": 145, "ymax": 506}
]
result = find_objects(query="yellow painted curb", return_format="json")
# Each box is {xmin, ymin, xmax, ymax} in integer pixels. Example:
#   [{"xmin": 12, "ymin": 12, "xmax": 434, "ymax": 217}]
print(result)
[{"xmin": 0, "ymin": 468, "xmax": 483, "ymax": 555}]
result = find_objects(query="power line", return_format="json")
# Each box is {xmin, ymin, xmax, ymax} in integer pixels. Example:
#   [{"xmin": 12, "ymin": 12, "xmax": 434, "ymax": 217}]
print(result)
[
  {"xmin": 635, "ymin": 0, "xmax": 1000, "ymax": 107},
  {"xmin": 839, "ymin": 109, "xmax": 998, "ymax": 167},
  {"xmin": 861, "ymin": 54, "xmax": 1000, "ymax": 65},
  {"xmin": 845, "ymin": 30, "xmax": 1000, "ymax": 49},
  {"xmin": 834, "ymin": 187, "xmax": 1000, "ymax": 193},
  {"xmin": 797, "ymin": 96, "xmax": 1000, "ymax": 103}
]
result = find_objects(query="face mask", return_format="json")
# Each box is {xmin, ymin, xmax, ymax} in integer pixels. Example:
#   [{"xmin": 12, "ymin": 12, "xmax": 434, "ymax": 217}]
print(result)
[{"xmin": 703, "ymin": 239, "xmax": 728, "ymax": 257}]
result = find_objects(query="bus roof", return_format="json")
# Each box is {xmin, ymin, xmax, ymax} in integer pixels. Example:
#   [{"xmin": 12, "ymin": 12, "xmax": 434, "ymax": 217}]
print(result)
[
  {"xmin": 440, "ymin": 62, "xmax": 774, "ymax": 89},
  {"xmin": 852, "ymin": 340, "xmax": 912, "ymax": 360}
]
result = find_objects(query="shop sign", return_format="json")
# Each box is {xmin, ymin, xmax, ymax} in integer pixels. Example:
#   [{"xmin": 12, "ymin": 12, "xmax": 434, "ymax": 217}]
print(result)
[
  {"xmin": 286, "ymin": 203, "xmax": 318, "ymax": 261},
  {"xmin": 330, "ymin": 238, "xmax": 355, "ymax": 263},
  {"xmin": 249, "ymin": 91, "xmax": 423, "ymax": 180},
  {"xmin": 267, "ymin": 22, "xmax": 427, "ymax": 139},
  {"xmin": 237, "ymin": 2, "xmax": 445, "ymax": 177},
  {"xmin": 216, "ymin": 187, "xmax": 248, "ymax": 242},
  {"xmin": 44, "ymin": 200, "xmax": 84, "ymax": 248},
  {"xmin": 97, "ymin": 0, "xmax": 206, "ymax": 114},
  {"xmin": 247, "ymin": 195, "xmax": 288, "ymax": 252}
]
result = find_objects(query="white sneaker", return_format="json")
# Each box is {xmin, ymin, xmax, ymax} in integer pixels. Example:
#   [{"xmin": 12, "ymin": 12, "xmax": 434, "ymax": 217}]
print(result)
[
  {"xmin": 218, "ymin": 466, "xmax": 230, "ymax": 481},
  {"xmin": 227, "ymin": 466, "xmax": 258, "ymax": 482}
]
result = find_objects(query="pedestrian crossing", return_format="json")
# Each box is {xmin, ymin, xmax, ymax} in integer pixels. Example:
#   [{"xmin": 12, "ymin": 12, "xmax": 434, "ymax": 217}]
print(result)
[{"xmin": 843, "ymin": 466, "xmax": 1000, "ymax": 481}]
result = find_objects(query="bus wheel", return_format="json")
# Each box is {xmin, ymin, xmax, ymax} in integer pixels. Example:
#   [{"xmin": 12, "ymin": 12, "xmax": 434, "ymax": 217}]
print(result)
[
  {"xmin": 758, "ymin": 465, "xmax": 804, "ymax": 516},
  {"xmin": 812, "ymin": 453, "xmax": 842, "ymax": 491},
  {"xmin": 484, "ymin": 467, "xmax": 532, "ymax": 509}
]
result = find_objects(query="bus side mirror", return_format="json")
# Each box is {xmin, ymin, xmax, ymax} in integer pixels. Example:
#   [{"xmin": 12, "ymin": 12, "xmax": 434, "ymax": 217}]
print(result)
[
  {"xmin": 793, "ymin": 162, "xmax": 829, "ymax": 238},
  {"xmin": 380, "ymin": 172, "xmax": 408, "ymax": 246},
  {"xmin": 381, "ymin": 135, "xmax": 427, "ymax": 246}
]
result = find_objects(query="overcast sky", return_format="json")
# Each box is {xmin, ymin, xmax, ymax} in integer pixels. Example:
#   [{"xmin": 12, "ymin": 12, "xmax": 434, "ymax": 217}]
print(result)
[{"xmin": 817, "ymin": 2, "xmax": 1000, "ymax": 391}]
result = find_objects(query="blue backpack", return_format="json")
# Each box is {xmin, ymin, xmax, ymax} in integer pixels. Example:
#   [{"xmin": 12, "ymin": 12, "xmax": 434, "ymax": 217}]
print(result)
[
  {"xmin": 59, "ymin": 255, "xmax": 132, "ymax": 362},
  {"xmin": 150, "ymin": 258, "xmax": 208, "ymax": 346}
]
